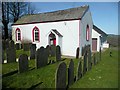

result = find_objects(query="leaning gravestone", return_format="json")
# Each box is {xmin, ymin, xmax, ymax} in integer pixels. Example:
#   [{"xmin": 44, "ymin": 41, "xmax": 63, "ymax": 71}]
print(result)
[
  {"xmin": 56, "ymin": 62, "xmax": 67, "ymax": 89},
  {"xmin": 30, "ymin": 44, "xmax": 36, "ymax": 59},
  {"xmin": 6, "ymin": 40, "xmax": 16, "ymax": 63},
  {"xmin": 83, "ymin": 51, "xmax": 87, "ymax": 75},
  {"xmin": 50, "ymin": 45, "xmax": 56, "ymax": 57},
  {"xmin": 76, "ymin": 47, "xmax": 79, "ymax": 59},
  {"xmin": 36, "ymin": 47, "xmax": 48, "ymax": 69},
  {"xmin": 68, "ymin": 59, "xmax": 74, "ymax": 86},
  {"xmin": 77, "ymin": 60, "xmax": 82, "ymax": 80},
  {"xmin": 18, "ymin": 54, "xmax": 28, "ymax": 73},
  {"xmin": 56, "ymin": 45, "xmax": 61, "ymax": 62}
]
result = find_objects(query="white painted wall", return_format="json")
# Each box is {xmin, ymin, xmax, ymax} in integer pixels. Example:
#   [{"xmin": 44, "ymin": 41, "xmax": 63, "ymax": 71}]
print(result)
[
  {"xmin": 79, "ymin": 9, "xmax": 93, "ymax": 56},
  {"xmin": 12, "ymin": 20, "xmax": 79, "ymax": 57},
  {"xmin": 92, "ymin": 29, "xmax": 101, "ymax": 52}
]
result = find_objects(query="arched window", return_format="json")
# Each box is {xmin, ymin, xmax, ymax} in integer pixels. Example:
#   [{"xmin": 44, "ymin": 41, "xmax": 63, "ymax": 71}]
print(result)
[
  {"xmin": 32, "ymin": 26, "xmax": 40, "ymax": 42},
  {"xmin": 86, "ymin": 25, "xmax": 90, "ymax": 41},
  {"xmin": 16, "ymin": 28, "xmax": 21, "ymax": 41}
]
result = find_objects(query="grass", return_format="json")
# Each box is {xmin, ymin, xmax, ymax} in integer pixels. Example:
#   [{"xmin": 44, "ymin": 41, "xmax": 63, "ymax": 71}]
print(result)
[
  {"xmin": 69, "ymin": 48, "xmax": 118, "ymax": 88},
  {"xmin": 3, "ymin": 49, "xmax": 30, "ymax": 60},
  {"xmin": 2, "ymin": 48, "xmax": 119, "ymax": 88}
]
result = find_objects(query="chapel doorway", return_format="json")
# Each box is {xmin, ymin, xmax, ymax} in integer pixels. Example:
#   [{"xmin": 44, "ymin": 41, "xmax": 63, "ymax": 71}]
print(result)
[{"xmin": 49, "ymin": 32, "xmax": 56, "ymax": 46}]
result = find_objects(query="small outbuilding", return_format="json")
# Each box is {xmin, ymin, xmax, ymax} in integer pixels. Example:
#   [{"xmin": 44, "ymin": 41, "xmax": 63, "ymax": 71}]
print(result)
[{"xmin": 92, "ymin": 25, "xmax": 109, "ymax": 52}]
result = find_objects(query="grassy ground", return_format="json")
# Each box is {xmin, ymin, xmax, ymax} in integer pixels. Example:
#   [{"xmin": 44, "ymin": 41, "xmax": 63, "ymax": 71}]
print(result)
[
  {"xmin": 70, "ymin": 48, "xmax": 118, "ymax": 88},
  {"xmin": 1, "ymin": 48, "xmax": 119, "ymax": 88}
]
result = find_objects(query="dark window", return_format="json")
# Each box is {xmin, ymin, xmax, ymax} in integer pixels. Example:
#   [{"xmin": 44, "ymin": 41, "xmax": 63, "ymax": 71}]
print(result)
[
  {"xmin": 86, "ymin": 25, "xmax": 89, "ymax": 41},
  {"xmin": 16, "ymin": 28, "xmax": 21, "ymax": 41},
  {"xmin": 33, "ymin": 27, "xmax": 40, "ymax": 42}
]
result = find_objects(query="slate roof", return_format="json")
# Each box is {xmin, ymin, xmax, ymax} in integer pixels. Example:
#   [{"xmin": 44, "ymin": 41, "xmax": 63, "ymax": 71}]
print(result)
[
  {"xmin": 13, "ymin": 5, "xmax": 89, "ymax": 25},
  {"xmin": 93, "ymin": 25, "xmax": 108, "ymax": 36},
  {"xmin": 52, "ymin": 29, "xmax": 63, "ymax": 37}
]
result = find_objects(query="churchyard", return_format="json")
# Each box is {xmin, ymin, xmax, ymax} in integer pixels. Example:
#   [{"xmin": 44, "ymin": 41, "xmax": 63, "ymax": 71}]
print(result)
[{"xmin": 1, "ymin": 40, "xmax": 118, "ymax": 89}]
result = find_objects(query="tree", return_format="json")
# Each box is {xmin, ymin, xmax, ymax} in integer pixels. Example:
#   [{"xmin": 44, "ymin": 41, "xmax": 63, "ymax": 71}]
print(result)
[
  {"xmin": 2, "ymin": 2, "xmax": 36, "ymax": 39},
  {"xmin": 2, "ymin": 2, "xmax": 9, "ymax": 39},
  {"xmin": 8, "ymin": 2, "xmax": 28, "ymax": 23}
]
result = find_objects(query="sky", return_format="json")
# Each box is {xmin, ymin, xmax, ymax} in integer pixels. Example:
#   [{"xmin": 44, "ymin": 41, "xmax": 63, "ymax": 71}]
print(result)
[{"xmin": 30, "ymin": 2, "xmax": 118, "ymax": 35}]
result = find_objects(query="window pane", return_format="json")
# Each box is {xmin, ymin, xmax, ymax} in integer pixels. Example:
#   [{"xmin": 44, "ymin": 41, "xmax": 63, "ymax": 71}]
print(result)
[
  {"xmin": 17, "ymin": 31, "xmax": 21, "ymax": 40},
  {"xmin": 34, "ymin": 29, "xmax": 39, "ymax": 41}
]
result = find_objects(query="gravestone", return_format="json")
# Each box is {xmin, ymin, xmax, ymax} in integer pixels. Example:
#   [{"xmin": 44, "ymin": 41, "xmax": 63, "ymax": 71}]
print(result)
[
  {"xmin": 93, "ymin": 54, "xmax": 96, "ymax": 65},
  {"xmin": 23, "ymin": 43, "xmax": 30, "ymax": 51},
  {"xmin": 36, "ymin": 47, "xmax": 48, "ymax": 69},
  {"xmin": 6, "ymin": 41, "xmax": 16, "ymax": 63},
  {"xmin": 76, "ymin": 47, "xmax": 79, "ymax": 59},
  {"xmin": 56, "ymin": 45, "xmax": 61, "ymax": 62},
  {"xmin": 88, "ymin": 47, "xmax": 92, "ymax": 70},
  {"xmin": 2, "ymin": 40, "xmax": 5, "ymax": 50},
  {"xmin": 100, "ymin": 47, "xmax": 101, "ymax": 61},
  {"xmin": 30, "ymin": 44, "xmax": 36, "ymax": 59},
  {"xmin": 18, "ymin": 54, "xmax": 28, "ymax": 73},
  {"xmin": 46, "ymin": 45, "xmax": 50, "ymax": 57},
  {"xmin": 56, "ymin": 62, "xmax": 67, "ymax": 89},
  {"xmin": 9, "ymin": 40, "xmax": 15, "ymax": 48},
  {"xmin": 83, "ymin": 51, "xmax": 87, "ymax": 75},
  {"xmin": 77, "ymin": 61, "xmax": 82, "ymax": 80},
  {"xmin": 50, "ymin": 45, "xmax": 56, "ymax": 57},
  {"xmin": 68, "ymin": 59, "xmax": 74, "ymax": 86},
  {"xmin": 16, "ymin": 43, "xmax": 20, "ymax": 50},
  {"xmin": 5, "ymin": 39, "xmax": 9, "ymax": 49},
  {"xmin": 2, "ymin": 50, "xmax": 4, "ymax": 64}
]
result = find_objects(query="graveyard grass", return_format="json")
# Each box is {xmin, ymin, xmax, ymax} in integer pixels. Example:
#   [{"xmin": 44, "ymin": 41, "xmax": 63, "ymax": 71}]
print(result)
[{"xmin": 2, "ymin": 47, "xmax": 118, "ymax": 88}]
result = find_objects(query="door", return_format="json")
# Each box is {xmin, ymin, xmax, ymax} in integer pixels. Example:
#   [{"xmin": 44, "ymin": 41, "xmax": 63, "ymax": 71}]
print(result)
[
  {"xmin": 92, "ymin": 38, "xmax": 97, "ymax": 51},
  {"xmin": 49, "ymin": 32, "xmax": 56, "ymax": 46}
]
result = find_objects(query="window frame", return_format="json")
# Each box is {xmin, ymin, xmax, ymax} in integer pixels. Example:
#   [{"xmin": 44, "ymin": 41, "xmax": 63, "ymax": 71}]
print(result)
[
  {"xmin": 86, "ymin": 25, "xmax": 90, "ymax": 41},
  {"xmin": 16, "ymin": 28, "xmax": 21, "ymax": 41},
  {"xmin": 32, "ymin": 26, "xmax": 40, "ymax": 42}
]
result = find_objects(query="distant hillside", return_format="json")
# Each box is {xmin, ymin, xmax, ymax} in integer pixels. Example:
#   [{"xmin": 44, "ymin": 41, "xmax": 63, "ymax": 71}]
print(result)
[{"xmin": 107, "ymin": 34, "xmax": 120, "ymax": 47}]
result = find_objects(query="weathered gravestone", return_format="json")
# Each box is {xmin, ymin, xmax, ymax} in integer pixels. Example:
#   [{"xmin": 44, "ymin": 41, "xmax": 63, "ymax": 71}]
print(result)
[
  {"xmin": 77, "ymin": 60, "xmax": 82, "ymax": 80},
  {"xmin": 56, "ymin": 45, "xmax": 61, "ymax": 62},
  {"xmin": 16, "ymin": 43, "xmax": 20, "ymax": 50},
  {"xmin": 9, "ymin": 40, "xmax": 15, "ymax": 48},
  {"xmin": 23, "ymin": 43, "xmax": 30, "ymax": 51},
  {"xmin": 83, "ymin": 51, "xmax": 87, "ymax": 75},
  {"xmin": 6, "ymin": 40, "xmax": 16, "ymax": 63},
  {"xmin": 68, "ymin": 59, "xmax": 74, "ymax": 86},
  {"xmin": 5, "ymin": 39, "xmax": 9, "ymax": 49},
  {"xmin": 30, "ymin": 44, "xmax": 36, "ymax": 59},
  {"xmin": 46, "ymin": 45, "xmax": 50, "ymax": 57},
  {"xmin": 36, "ymin": 47, "xmax": 48, "ymax": 69},
  {"xmin": 88, "ymin": 46, "xmax": 92, "ymax": 70},
  {"xmin": 76, "ymin": 47, "xmax": 79, "ymax": 59},
  {"xmin": 99, "ymin": 47, "xmax": 101, "ymax": 61},
  {"xmin": 2, "ymin": 50, "xmax": 4, "ymax": 64},
  {"xmin": 2, "ymin": 40, "xmax": 5, "ymax": 50},
  {"xmin": 93, "ymin": 53, "xmax": 96, "ymax": 65},
  {"xmin": 50, "ymin": 45, "xmax": 56, "ymax": 57},
  {"xmin": 18, "ymin": 54, "xmax": 28, "ymax": 73},
  {"xmin": 56, "ymin": 62, "xmax": 67, "ymax": 89}
]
